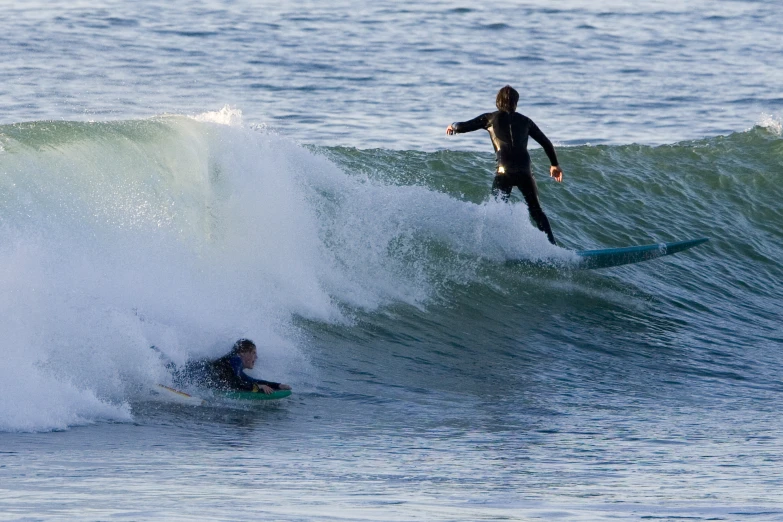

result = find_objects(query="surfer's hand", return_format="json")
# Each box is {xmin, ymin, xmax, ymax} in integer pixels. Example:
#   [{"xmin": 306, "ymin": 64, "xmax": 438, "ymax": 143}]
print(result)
[
  {"xmin": 550, "ymin": 165, "xmax": 563, "ymax": 183},
  {"xmin": 259, "ymin": 384, "xmax": 274, "ymax": 394},
  {"xmin": 446, "ymin": 124, "xmax": 455, "ymax": 135}
]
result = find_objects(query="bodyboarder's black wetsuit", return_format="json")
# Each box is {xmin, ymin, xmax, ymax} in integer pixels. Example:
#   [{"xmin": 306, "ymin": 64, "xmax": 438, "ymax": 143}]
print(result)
[
  {"xmin": 177, "ymin": 354, "xmax": 283, "ymax": 392},
  {"xmin": 451, "ymin": 111, "xmax": 559, "ymax": 244}
]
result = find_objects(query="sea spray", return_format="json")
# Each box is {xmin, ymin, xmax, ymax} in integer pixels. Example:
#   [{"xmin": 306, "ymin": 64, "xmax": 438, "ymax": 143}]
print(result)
[
  {"xmin": 0, "ymin": 116, "xmax": 327, "ymax": 430},
  {"xmin": 2, "ymin": 112, "xmax": 781, "ymax": 432},
  {"xmin": 0, "ymin": 113, "xmax": 569, "ymax": 431}
]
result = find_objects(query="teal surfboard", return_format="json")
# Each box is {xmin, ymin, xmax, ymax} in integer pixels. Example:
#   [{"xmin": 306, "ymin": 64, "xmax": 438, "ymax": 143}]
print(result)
[
  {"xmin": 575, "ymin": 238, "xmax": 709, "ymax": 269},
  {"xmin": 214, "ymin": 390, "xmax": 292, "ymax": 401}
]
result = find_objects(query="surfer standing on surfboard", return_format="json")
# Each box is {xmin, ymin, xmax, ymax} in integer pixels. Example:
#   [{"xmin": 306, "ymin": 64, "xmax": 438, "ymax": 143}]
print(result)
[{"xmin": 446, "ymin": 85, "xmax": 563, "ymax": 245}]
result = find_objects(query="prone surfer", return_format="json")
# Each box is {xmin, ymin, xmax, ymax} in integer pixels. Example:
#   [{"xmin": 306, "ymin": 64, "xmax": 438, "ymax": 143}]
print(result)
[
  {"xmin": 176, "ymin": 339, "xmax": 291, "ymax": 394},
  {"xmin": 446, "ymin": 85, "xmax": 563, "ymax": 245}
]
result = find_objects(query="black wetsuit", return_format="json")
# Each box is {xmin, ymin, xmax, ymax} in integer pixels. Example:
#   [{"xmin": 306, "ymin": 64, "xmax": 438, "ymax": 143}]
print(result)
[
  {"xmin": 451, "ymin": 111, "xmax": 559, "ymax": 244},
  {"xmin": 177, "ymin": 354, "xmax": 283, "ymax": 392}
]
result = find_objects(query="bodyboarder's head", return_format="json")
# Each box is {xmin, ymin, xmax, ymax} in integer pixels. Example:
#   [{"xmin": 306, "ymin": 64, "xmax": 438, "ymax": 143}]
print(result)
[{"xmin": 232, "ymin": 338, "xmax": 258, "ymax": 369}]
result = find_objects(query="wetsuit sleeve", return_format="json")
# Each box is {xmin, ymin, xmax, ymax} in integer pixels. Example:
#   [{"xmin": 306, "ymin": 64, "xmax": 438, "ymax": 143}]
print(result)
[
  {"xmin": 451, "ymin": 113, "xmax": 491, "ymax": 134},
  {"xmin": 229, "ymin": 357, "xmax": 283, "ymax": 390},
  {"xmin": 226, "ymin": 356, "xmax": 256, "ymax": 391},
  {"xmin": 528, "ymin": 121, "xmax": 559, "ymax": 166},
  {"xmin": 251, "ymin": 379, "xmax": 283, "ymax": 390}
]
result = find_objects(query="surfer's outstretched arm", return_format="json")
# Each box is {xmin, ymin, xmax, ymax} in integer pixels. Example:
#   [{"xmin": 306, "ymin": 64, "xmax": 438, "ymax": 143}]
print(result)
[{"xmin": 446, "ymin": 113, "xmax": 490, "ymax": 135}]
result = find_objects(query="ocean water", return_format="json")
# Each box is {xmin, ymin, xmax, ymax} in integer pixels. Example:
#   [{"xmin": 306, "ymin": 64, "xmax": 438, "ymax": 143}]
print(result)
[{"xmin": 1, "ymin": 1, "xmax": 782, "ymax": 521}]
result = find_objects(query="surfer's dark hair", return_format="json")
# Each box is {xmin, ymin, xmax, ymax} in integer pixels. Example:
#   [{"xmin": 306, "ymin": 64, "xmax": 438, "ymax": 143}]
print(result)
[
  {"xmin": 496, "ymin": 85, "xmax": 519, "ymax": 113},
  {"xmin": 232, "ymin": 339, "xmax": 256, "ymax": 354}
]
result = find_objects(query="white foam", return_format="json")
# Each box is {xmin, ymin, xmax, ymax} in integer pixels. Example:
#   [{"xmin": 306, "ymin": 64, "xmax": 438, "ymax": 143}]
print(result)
[
  {"xmin": 191, "ymin": 104, "xmax": 244, "ymax": 126},
  {"xmin": 757, "ymin": 113, "xmax": 782, "ymax": 135},
  {"xmin": 0, "ymin": 112, "xmax": 571, "ymax": 431},
  {"xmin": 0, "ymin": 234, "xmax": 132, "ymax": 432}
]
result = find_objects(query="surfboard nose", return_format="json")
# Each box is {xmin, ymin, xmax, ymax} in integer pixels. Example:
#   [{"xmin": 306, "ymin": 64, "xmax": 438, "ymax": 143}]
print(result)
[{"xmin": 575, "ymin": 237, "xmax": 709, "ymax": 269}]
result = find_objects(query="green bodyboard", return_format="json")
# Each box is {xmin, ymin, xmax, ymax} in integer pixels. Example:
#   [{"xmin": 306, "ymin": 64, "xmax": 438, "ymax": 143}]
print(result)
[{"xmin": 214, "ymin": 389, "xmax": 292, "ymax": 401}]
